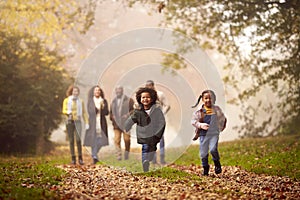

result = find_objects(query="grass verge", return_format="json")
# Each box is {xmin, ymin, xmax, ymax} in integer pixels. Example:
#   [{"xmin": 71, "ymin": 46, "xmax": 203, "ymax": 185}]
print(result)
[
  {"xmin": 174, "ymin": 134, "xmax": 300, "ymax": 180},
  {"xmin": 0, "ymin": 145, "xmax": 69, "ymax": 200}
]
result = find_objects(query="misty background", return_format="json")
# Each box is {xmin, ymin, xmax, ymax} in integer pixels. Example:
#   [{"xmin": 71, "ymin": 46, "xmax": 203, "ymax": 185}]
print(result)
[{"xmin": 50, "ymin": 0, "xmax": 277, "ymax": 150}]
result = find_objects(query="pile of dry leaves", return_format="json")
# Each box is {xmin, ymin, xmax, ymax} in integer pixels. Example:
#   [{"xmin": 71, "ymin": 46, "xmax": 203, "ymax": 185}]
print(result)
[{"xmin": 55, "ymin": 163, "xmax": 299, "ymax": 199}]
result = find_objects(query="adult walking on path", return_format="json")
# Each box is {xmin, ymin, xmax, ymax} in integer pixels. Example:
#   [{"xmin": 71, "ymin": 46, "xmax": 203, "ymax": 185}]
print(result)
[
  {"xmin": 145, "ymin": 80, "xmax": 170, "ymax": 165},
  {"xmin": 84, "ymin": 85, "xmax": 109, "ymax": 164},
  {"xmin": 62, "ymin": 85, "xmax": 88, "ymax": 165},
  {"xmin": 110, "ymin": 86, "xmax": 134, "ymax": 160}
]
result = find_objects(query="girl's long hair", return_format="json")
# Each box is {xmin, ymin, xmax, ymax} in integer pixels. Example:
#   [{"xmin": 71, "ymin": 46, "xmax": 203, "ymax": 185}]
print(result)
[{"xmin": 191, "ymin": 90, "xmax": 216, "ymax": 108}]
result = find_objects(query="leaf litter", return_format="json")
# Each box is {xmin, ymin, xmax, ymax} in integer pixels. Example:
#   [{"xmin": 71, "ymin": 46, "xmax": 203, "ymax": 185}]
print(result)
[{"xmin": 55, "ymin": 163, "xmax": 300, "ymax": 199}]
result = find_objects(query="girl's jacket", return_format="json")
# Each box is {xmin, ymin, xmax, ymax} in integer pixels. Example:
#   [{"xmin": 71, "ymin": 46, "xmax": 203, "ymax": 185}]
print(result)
[
  {"xmin": 191, "ymin": 105, "xmax": 227, "ymax": 136},
  {"xmin": 125, "ymin": 104, "xmax": 165, "ymax": 145}
]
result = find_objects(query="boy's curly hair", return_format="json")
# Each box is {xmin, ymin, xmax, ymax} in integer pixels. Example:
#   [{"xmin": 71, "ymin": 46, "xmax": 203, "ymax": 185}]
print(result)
[{"xmin": 136, "ymin": 87, "xmax": 157, "ymax": 108}]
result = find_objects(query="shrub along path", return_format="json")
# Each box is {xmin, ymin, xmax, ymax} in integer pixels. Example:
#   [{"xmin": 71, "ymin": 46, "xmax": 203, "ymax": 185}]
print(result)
[{"xmin": 56, "ymin": 163, "xmax": 300, "ymax": 199}]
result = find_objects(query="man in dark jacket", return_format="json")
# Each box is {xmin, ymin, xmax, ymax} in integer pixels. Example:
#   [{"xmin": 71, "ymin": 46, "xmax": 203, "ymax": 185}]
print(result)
[{"xmin": 110, "ymin": 86, "xmax": 134, "ymax": 160}]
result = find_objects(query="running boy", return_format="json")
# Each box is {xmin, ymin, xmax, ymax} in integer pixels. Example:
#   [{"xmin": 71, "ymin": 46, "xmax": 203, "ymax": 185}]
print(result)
[{"xmin": 125, "ymin": 87, "xmax": 165, "ymax": 172}]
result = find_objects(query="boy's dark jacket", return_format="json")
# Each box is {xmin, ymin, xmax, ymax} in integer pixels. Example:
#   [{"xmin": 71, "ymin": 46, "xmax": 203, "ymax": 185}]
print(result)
[{"xmin": 125, "ymin": 104, "xmax": 165, "ymax": 145}]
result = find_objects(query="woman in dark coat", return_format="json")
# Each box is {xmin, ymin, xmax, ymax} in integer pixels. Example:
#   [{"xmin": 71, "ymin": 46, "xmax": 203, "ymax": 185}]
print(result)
[{"xmin": 84, "ymin": 85, "xmax": 109, "ymax": 164}]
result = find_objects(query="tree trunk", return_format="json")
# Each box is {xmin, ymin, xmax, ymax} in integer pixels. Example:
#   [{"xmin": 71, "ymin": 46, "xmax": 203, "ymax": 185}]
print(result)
[{"xmin": 36, "ymin": 118, "xmax": 45, "ymax": 155}]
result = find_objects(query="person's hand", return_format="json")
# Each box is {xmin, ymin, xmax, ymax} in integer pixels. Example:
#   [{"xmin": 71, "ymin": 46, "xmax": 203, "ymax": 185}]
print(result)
[
  {"xmin": 197, "ymin": 122, "xmax": 209, "ymax": 130},
  {"xmin": 85, "ymin": 124, "xmax": 89, "ymax": 130}
]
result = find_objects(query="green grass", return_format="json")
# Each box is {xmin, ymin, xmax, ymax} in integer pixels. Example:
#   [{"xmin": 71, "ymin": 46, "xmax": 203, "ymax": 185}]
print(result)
[
  {"xmin": 0, "ymin": 160, "xmax": 65, "ymax": 199},
  {"xmin": 0, "ymin": 148, "xmax": 68, "ymax": 200},
  {"xmin": 175, "ymin": 134, "xmax": 300, "ymax": 180},
  {"xmin": 220, "ymin": 134, "xmax": 300, "ymax": 179}
]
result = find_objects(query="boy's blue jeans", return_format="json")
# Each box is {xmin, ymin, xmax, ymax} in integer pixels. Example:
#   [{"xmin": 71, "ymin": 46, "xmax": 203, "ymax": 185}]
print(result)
[
  {"xmin": 199, "ymin": 134, "xmax": 220, "ymax": 167},
  {"xmin": 142, "ymin": 144, "xmax": 157, "ymax": 163}
]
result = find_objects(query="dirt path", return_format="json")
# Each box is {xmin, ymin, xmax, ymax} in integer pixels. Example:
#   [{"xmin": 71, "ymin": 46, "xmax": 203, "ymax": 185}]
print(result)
[{"xmin": 56, "ymin": 163, "xmax": 300, "ymax": 199}]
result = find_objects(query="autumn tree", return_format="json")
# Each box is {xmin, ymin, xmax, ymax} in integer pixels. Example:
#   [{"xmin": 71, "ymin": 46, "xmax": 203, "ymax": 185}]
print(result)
[
  {"xmin": 0, "ymin": 0, "xmax": 97, "ymax": 154},
  {"xmin": 128, "ymin": 0, "xmax": 300, "ymax": 137}
]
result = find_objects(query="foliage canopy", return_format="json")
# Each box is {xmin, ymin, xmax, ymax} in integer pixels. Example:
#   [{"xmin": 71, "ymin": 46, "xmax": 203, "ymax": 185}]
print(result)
[{"xmin": 128, "ymin": 0, "xmax": 300, "ymax": 137}]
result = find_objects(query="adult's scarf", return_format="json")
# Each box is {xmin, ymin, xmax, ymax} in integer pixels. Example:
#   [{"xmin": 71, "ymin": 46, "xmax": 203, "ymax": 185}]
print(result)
[
  {"xmin": 93, "ymin": 96, "xmax": 103, "ymax": 135},
  {"xmin": 67, "ymin": 95, "xmax": 82, "ymax": 118}
]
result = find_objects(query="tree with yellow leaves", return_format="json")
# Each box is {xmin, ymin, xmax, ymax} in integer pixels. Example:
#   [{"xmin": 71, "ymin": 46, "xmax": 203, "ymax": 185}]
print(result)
[{"xmin": 0, "ymin": 0, "xmax": 97, "ymax": 154}]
